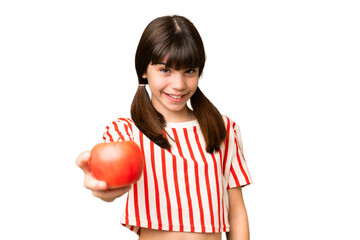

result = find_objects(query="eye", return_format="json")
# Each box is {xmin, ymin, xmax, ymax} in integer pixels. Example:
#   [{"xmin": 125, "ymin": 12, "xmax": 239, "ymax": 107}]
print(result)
[
  {"xmin": 160, "ymin": 68, "xmax": 170, "ymax": 73},
  {"xmin": 185, "ymin": 69, "xmax": 197, "ymax": 74}
]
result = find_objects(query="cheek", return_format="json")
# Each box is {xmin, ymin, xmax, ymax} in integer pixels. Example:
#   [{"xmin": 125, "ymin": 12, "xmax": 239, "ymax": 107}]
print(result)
[
  {"xmin": 189, "ymin": 78, "xmax": 199, "ymax": 91},
  {"xmin": 147, "ymin": 77, "xmax": 165, "ymax": 93}
]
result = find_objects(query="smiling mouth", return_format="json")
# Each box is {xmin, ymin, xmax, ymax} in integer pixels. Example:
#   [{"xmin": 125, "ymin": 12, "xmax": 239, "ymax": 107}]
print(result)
[{"xmin": 165, "ymin": 93, "xmax": 186, "ymax": 101}]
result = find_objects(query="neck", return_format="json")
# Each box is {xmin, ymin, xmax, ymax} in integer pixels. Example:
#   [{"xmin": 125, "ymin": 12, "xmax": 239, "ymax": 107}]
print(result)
[{"xmin": 162, "ymin": 107, "xmax": 195, "ymax": 123}]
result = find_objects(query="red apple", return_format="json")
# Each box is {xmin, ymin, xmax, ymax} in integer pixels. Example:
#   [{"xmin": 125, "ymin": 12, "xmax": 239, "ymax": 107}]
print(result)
[{"xmin": 89, "ymin": 141, "xmax": 144, "ymax": 187}]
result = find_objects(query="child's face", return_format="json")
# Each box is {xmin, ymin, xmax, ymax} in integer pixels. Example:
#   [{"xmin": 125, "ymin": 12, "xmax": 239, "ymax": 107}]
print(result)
[{"xmin": 143, "ymin": 62, "xmax": 199, "ymax": 122}]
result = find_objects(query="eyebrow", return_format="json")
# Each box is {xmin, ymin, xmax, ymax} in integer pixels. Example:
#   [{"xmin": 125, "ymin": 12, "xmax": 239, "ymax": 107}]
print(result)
[{"xmin": 152, "ymin": 62, "xmax": 167, "ymax": 66}]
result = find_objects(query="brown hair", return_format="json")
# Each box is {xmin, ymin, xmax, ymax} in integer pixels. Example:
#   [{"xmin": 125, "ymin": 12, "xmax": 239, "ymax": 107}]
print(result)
[{"xmin": 131, "ymin": 15, "xmax": 227, "ymax": 153}]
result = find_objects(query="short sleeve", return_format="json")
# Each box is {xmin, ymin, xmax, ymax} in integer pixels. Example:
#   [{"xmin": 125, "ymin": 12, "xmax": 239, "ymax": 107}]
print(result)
[
  {"xmin": 102, "ymin": 118, "xmax": 134, "ymax": 143},
  {"xmin": 227, "ymin": 122, "xmax": 253, "ymax": 189}
]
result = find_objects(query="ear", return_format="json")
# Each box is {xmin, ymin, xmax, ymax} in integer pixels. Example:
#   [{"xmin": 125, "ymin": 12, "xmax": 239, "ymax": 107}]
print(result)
[{"xmin": 142, "ymin": 72, "xmax": 147, "ymax": 78}]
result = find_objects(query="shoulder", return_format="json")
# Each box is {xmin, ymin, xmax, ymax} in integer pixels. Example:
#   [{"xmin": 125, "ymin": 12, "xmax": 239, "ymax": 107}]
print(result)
[
  {"xmin": 221, "ymin": 115, "xmax": 244, "ymax": 145},
  {"xmin": 110, "ymin": 117, "xmax": 134, "ymax": 128},
  {"xmin": 102, "ymin": 117, "xmax": 135, "ymax": 142},
  {"xmin": 104, "ymin": 117, "xmax": 134, "ymax": 133},
  {"xmin": 221, "ymin": 115, "xmax": 240, "ymax": 132}
]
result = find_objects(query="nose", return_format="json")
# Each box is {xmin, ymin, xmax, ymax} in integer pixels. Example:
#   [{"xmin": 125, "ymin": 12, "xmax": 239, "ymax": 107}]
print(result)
[{"xmin": 171, "ymin": 72, "xmax": 186, "ymax": 90}]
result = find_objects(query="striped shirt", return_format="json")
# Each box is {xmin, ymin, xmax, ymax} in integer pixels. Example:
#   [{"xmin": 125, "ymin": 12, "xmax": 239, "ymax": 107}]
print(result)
[{"xmin": 102, "ymin": 115, "xmax": 252, "ymax": 235}]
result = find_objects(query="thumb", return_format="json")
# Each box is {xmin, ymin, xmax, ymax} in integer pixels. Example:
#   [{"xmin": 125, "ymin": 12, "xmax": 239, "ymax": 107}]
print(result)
[{"xmin": 75, "ymin": 151, "xmax": 91, "ymax": 172}]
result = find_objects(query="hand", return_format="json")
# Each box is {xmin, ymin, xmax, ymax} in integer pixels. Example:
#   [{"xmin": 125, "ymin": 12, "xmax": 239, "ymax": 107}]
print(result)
[{"xmin": 75, "ymin": 151, "xmax": 131, "ymax": 202}]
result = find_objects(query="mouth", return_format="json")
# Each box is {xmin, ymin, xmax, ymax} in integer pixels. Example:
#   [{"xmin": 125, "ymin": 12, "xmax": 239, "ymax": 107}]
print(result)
[{"xmin": 165, "ymin": 93, "xmax": 186, "ymax": 102}]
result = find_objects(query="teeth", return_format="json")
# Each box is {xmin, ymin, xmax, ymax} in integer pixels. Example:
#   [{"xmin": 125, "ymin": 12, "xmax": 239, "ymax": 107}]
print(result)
[{"xmin": 169, "ymin": 94, "xmax": 182, "ymax": 99}]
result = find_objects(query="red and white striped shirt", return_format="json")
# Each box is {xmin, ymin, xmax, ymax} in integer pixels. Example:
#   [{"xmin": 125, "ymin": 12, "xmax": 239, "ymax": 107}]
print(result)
[{"xmin": 102, "ymin": 115, "xmax": 252, "ymax": 235}]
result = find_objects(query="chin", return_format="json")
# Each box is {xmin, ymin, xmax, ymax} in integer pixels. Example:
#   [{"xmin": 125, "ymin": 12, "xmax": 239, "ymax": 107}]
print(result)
[{"xmin": 166, "ymin": 105, "xmax": 188, "ymax": 113}]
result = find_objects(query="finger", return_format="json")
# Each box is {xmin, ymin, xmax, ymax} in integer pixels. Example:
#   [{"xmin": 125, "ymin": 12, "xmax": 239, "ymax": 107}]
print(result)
[
  {"xmin": 92, "ymin": 186, "xmax": 131, "ymax": 202},
  {"xmin": 83, "ymin": 171, "xmax": 108, "ymax": 191},
  {"xmin": 75, "ymin": 151, "xmax": 91, "ymax": 171},
  {"xmin": 107, "ymin": 185, "xmax": 131, "ymax": 190}
]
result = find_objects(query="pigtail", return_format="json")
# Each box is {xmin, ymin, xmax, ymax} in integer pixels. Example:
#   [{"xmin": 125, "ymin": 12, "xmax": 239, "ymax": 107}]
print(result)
[
  {"xmin": 191, "ymin": 87, "xmax": 227, "ymax": 153},
  {"xmin": 131, "ymin": 85, "xmax": 171, "ymax": 150}
]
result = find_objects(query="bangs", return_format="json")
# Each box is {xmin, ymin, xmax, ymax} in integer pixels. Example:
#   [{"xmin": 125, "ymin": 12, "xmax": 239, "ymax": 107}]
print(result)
[{"xmin": 151, "ymin": 35, "xmax": 205, "ymax": 71}]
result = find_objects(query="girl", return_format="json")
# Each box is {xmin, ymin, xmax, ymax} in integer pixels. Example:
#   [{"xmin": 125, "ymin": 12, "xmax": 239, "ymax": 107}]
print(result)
[{"xmin": 76, "ymin": 15, "xmax": 252, "ymax": 240}]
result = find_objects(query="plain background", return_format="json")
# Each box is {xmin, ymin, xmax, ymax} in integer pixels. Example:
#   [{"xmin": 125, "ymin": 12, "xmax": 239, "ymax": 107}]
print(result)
[{"xmin": 1, "ymin": 0, "xmax": 359, "ymax": 239}]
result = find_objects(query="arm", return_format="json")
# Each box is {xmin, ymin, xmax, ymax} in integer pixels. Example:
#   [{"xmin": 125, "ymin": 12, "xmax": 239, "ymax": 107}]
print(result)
[
  {"xmin": 76, "ymin": 119, "xmax": 134, "ymax": 201},
  {"xmin": 226, "ymin": 187, "xmax": 250, "ymax": 240}
]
